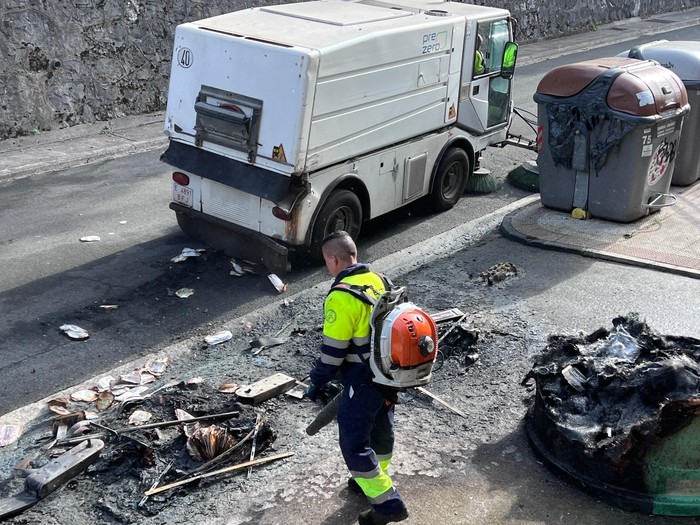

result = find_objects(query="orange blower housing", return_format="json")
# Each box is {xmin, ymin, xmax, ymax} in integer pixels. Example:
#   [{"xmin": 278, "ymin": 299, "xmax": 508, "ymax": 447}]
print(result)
[{"xmin": 369, "ymin": 296, "xmax": 438, "ymax": 389}]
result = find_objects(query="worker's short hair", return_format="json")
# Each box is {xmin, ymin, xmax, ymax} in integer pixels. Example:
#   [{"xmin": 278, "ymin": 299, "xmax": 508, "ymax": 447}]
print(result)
[{"xmin": 322, "ymin": 230, "xmax": 357, "ymax": 260}]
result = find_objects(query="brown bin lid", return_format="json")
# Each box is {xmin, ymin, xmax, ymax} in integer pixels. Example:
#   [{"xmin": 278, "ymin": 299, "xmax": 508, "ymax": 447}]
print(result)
[{"xmin": 536, "ymin": 57, "xmax": 688, "ymax": 116}]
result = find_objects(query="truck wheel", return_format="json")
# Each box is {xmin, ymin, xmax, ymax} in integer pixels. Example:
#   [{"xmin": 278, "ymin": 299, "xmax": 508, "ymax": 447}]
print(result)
[
  {"xmin": 430, "ymin": 148, "xmax": 470, "ymax": 211},
  {"xmin": 311, "ymin": 189, "xmax": 362, "ymax": 256}
]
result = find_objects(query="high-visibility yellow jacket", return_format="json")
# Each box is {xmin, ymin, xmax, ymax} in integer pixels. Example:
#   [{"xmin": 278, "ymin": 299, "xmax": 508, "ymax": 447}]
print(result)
[{"xmin": 310, "ymin": 264, "xmax": 386, "ymax": 387}]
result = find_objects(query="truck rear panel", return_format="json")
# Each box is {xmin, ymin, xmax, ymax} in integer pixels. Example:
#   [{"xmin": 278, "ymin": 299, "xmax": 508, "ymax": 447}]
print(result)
[{"xmin": 164, "ymin": 1, "xmax": 482, "ymax": 174}]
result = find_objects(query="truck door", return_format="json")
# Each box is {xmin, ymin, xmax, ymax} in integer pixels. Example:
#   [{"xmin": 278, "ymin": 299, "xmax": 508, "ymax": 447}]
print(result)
[{"xmin": 457, "ymin": 18, "xmax": 513, "ymax": 134}]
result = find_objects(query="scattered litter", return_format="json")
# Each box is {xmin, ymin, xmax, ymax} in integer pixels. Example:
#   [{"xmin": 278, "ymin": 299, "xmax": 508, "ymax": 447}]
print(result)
[
  {"xmin": 479, "ymin": 262, "xmax": 518, "ymax": 285},
  {"xmin": 561, "ymin": 364, "xmax": 587, "ymax": 392},
  {"xmin": 98, "ymin": 304, "xmax": 119, "ymax": 311},
  {"xmin": 114, "ymin": 386, "xmax": 149, "ymax": 402},
  {"xmin": 70, "ymin": 390, "xmax": 98, "ymax": 403},
  {"xmin": 236, "ymin": 373, "xmax": 297, "ymax": 405},
  {"xmin": 434, "ymin": 317, "xmax": 479, "ymax": 370},
  {"xmin": 218, "ymin": 383, "xmax": 242, "ymax": 394},
  {"xmin": 205, "ymin": 330, "xmax": 233, "ymax": 346},
  {"xmin": 59, "ymin": 324, "xmax": 89, "ymax": 340},
  {"xmin": 175, "ymin": 408, "xmax": 197, "ymax": 438},
  {"xmin": 96, "ymin": 376, "xmax": 115, "ymax": 392},
  {"xmin": 175, "ymin": 408, "xmax": 195, "ymax": 422},
  {"xmin": 0, "ymin": 424, "xmax": 23, "ymax": 447},
  {"xmin": 129, "ymin": 410, "xmax": 154, "ymax": 426},
  {"xmin": 145, "ymin": 358, "xmax": 171, "ymax": 376},
  {"xmin": 96, "ymin": 392, "xmax": 114, "ymax": 411},
  {"xmin": 119, "ymin": 220, "xmax": 127, "ymax": 224},
  {"xmin": 0, "ymin": 439, "xmax": 105, "ymax": 519},
  {"xmin": 52, "ymin": 412, "xmax": 87, "ymax": 436},
  {"xmin": 140, "ymin": 373, "xmax": 156, "ymax": 385},
  {"xmin": 175, "ymin": 287, "xmax": 195, "ymax": 299},
  {"xmin": 66, "ymin": 421, "xmax": 91, "ymax": 438},
  {"xmin": 48, "ymin": 405, "xmax": 71, "ymax": 416},
  {"xmin": 49, "ymin": 404, "xmax": 70, "ymax": 416},
  {"xmin": 595, "ymin": 326, "xmax": 640, "ymax": 361},
  {"xmin": 187, "ymin": 425, "xmax": 237, "ymax": 461},
  {"xmin": 171, "ymin": 247, "xmax": 205, "ymax": 263},
  {"xmin": 79, "ymin": 235, "xmax": 101, "ymax": 242},
  {"xmin": 245, "ymin": 261, "xmax": 260, "ymax": 273},
  {"xmin": 267, "ymin": 274, "xmax": 287, "ymax": 294},
  {"xmin": 110, "ymin": 386, "xmax": 130, "ymax": 398},
  {"xmin": 119, "ymin": 372, "xmax": 142, "ymax": 385},
  {"xmin": 187, "ymin": 377, "xmax": 204, "ymax": 386},
  {"xmin": 230, "ymin": 259, "xmax": 245, "ymax": 277},
  {"xmin": 249, "ymin": 335, "xmax": 288, "ymax": 354},
  {"xmin": 47, "ymin": 397, "xmax": 70, "ymax": 415},
  {"xmin": 285, "ymin": 385, "xmax": 306, "ymax": 400}
]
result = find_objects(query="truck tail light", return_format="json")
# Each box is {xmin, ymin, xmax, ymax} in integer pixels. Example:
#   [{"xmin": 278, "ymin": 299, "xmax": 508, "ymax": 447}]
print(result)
[
  {"xmin": 172, "ymin": 172, "xmax": 190, "ymax": 186},
  {"xmin": 272, "ymin": 207, "xmax": 292, "ymax": 221}
]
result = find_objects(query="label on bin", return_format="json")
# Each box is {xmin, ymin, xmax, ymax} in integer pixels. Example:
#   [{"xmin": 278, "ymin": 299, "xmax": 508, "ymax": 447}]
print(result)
[
  {"xmin": 641, "ymin": 131, "xmax": 652, "ymax": 157},
  {"xmin": 636, "ymin": 91, "xmax": 654, "ymax": 107},
  {"xmin": 656, "ymin": 121, "xmax": 675, "ymax": 138},
  {"xmin": 647, "ymin": 139, "xmax": 676, "ymax": 186}
]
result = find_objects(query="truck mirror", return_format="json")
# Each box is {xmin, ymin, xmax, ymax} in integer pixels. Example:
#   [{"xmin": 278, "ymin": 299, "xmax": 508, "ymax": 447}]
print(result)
[{"xmin": 501, "ymin": 42, "xmax": 518, "ymax": 80}]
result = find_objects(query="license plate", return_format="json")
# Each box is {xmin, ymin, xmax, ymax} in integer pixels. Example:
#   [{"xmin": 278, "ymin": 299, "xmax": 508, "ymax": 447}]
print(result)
[{"xmin": 172, "ymin": 182, "xmax": 193, "ymax": 207}]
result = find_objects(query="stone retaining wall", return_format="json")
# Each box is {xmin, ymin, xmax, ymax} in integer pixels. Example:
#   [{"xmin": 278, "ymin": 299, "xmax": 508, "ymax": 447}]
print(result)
[{"xmin": 0, "ymin": 0, "xmax": 697, "ymax": 138}]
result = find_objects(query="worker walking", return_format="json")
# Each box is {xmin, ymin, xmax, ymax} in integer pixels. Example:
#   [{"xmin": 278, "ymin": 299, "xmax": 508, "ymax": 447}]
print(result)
[{"xmin": 306, "ymin": 231, "xmax": 409, "ymax": 525}]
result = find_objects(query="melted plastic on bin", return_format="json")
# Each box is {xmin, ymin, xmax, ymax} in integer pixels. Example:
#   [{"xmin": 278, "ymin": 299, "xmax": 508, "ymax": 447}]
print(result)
[{"xmin": 524, "ymin": 313, "xmax": 700, "ymax": 508}]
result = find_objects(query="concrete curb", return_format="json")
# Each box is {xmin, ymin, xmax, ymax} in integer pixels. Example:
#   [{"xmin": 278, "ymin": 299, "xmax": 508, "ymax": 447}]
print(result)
[{"xmin": 0, "ymin": 194, "xmax": 539, "ymax": 427}]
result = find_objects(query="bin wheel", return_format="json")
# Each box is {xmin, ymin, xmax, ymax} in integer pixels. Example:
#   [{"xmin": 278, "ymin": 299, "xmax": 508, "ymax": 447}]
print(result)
[
  {"xmin": 310, "ymin": 189, "xmax": 362, "ymax": 259},
  {"xmin": 430, "ymin": 148, "xmax": 470, "ymax": 211}
]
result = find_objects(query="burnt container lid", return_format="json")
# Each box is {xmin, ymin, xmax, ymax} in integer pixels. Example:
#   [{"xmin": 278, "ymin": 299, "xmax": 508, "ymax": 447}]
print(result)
[{"xmin": 535, "ymin": 57, "xmax": 688, "ymax": 117}]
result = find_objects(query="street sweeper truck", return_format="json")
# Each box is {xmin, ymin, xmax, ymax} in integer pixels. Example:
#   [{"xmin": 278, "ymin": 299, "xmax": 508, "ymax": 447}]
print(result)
[{"xmin": 161, "ymin": 0, "xmax": 518, "ymax": 274}]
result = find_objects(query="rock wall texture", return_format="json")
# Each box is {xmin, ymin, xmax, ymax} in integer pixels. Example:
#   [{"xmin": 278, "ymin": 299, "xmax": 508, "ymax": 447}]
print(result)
[{"xmin": 0, "ymin": 0, "xmax": 698, "ymax": 138}]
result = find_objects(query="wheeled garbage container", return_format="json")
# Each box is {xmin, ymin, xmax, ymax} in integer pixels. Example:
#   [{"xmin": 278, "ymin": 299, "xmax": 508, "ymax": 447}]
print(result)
[
  {"xmin": 619, "ymin": 40, "xmax": 700, "ymax": 186},
  {"xmin": 534, "ymin": 57, "xmax": 690, "ymax": 222}
]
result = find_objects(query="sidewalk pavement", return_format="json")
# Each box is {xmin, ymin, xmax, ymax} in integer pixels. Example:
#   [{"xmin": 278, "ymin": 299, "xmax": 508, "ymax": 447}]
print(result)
[
  {"xmin": 1, "ymin": 6, "xmax": 698, "ymax": 280},
  {"xmin": 502, "ymin": 181, "xmax": 700, "ymax": 279}
]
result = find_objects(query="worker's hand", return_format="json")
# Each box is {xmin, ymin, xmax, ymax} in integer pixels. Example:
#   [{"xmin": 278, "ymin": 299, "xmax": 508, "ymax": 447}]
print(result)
[
  {"xmin": 304, "ymin": 384, "xmax": 321, "ymax": 401},
  {"xmin": 324, "ymin": 382, "xmax": 342, "ymax": 399}
]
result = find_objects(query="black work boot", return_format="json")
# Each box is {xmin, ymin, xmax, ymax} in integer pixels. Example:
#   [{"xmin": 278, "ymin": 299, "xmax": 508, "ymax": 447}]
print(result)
[
  {"xmin": 357, "ymin": 508, "xmax": 409, "ymax": 525},
  {"xmin": 347, "ymin": 477, "xmax": 364, "ymax": 494}
]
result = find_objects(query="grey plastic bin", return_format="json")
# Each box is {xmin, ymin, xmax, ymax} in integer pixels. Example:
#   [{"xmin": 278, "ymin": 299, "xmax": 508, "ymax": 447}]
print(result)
[
  {"xmin": 534, "ymin": 57, "xmax": 690, "ymax": 222},
  {"xmin": 619, "ymin": 40, "xmax": 700, "ymax": 186}
]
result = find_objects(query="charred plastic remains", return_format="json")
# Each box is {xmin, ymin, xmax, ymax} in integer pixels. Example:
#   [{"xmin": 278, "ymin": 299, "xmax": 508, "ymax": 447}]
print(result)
[{"xmin": 524, "ymin": 314, "xmax": 700, "ymax": 516}]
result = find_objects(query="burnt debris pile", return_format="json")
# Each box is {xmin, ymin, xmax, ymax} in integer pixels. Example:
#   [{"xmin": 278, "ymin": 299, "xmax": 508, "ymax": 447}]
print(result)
[
  {"xmin": 0, "ymin": 378, "xmax": 278, "ymax": 521},
  {"xmin": 524, "ymin": 313, "xmax": 700, "ymax": 512},
  {"xmin": 94, "ymin": 383, "xmax": 275, "ymax": 516}
]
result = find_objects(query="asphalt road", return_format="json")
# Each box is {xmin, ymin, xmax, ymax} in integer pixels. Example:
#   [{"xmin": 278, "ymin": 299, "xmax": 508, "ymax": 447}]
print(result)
[{"xmin": 2, "ymin": 23, "xmax": 699, "ymax": 415}]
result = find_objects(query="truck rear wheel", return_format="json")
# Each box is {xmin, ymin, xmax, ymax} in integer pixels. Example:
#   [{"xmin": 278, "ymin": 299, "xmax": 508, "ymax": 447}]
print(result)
[
  {"xmin": 430, "ymin": 148, "xmax": 470, "ymax": 211},
  {"xmin": 310, "ymin": 189, "xmax": 362, "ymax": 257}
]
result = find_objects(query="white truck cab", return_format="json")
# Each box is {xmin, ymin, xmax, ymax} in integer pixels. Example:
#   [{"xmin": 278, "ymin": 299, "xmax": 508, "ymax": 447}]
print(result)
[{"xmin": 162, "ymin": 0, "xmax": 518, "ymax": 274}]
